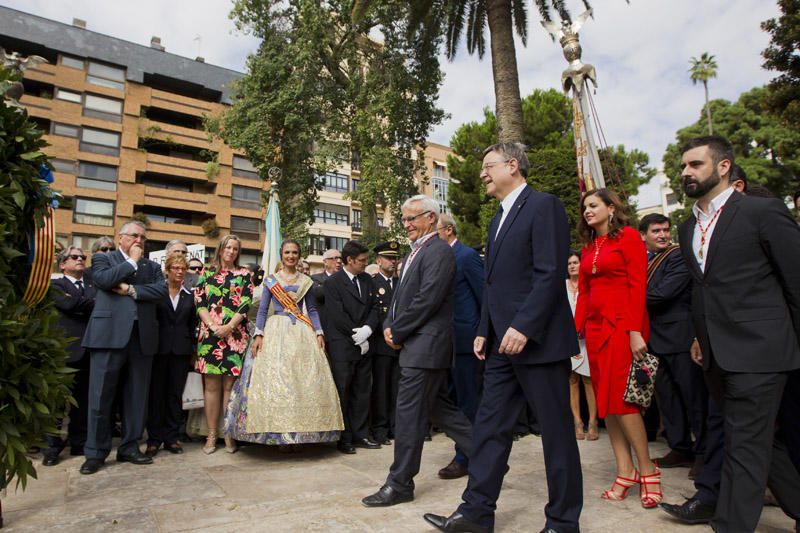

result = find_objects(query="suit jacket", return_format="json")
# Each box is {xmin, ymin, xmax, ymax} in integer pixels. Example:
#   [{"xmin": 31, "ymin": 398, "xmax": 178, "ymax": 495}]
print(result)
[
  {"xmin": 385, "ymin": 235, "xmax": 456, "ymax": 369},
  {"xmin": 52, "ymin": 276, "xmax": 97, "ymax": 363},
  {"xmin": 311, "ymin": 271, "xmax": 331, "ymax": 332},
  {"xmin": 370, "ymin": 273, "xmax": 399, "ymax": 357},
  {"xmin": 646, "ymin": 247, "xmax": 694, "ymax": 355},
  {"xmin": 82, "ymin": 250, "xmax": 166, "ymax": 356},
  {"xmin": 452, "ymin": 240, "xmax": 484, "ymax": 355},
  {"xmin": 156, "ymin": 286, "xmax": 198, "ymax": 356},
  {"xmin": 678, "ymin": 191, "xmax": 800, "ymax": 372},
  {"xmin": 479, "ymin": 186, "xmax": 578, "ymax": 364},
  {"xmin": 323, "ymin": 270, "xmax": 380, "ymax": 361}
]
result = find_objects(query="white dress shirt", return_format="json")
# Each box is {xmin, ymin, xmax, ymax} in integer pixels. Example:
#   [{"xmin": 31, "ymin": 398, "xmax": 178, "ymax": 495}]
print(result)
[
  {"xmin": 344, "ymin": 267, "xmax": 360, "ymax": 297},
  {"xmin": 691, "ymin": 186, "xmax": 735, "ymax": 272},
  {"xmin": 496, "ymin": 182, "xmax": 527, "ymax": 238},
  {"xmin": 119, "ymin": 248, "xmax": 138, "ymax": 270}
]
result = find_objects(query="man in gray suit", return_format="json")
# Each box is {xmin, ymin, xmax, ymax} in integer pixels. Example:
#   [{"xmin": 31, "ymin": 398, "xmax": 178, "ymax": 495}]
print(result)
[
  {"xmin": 362, "ymin": 195, "xmax": 472, "ymax": 507},
  {"xmin": 80, "ymin": 220, "xmax": 166, "ymax": 475}
]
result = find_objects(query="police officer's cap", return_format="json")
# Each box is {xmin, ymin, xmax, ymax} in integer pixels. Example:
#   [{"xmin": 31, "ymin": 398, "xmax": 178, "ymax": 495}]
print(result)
[{"xmin": 374, "ymin": 241, "xmax": 400, "ymax": 257}]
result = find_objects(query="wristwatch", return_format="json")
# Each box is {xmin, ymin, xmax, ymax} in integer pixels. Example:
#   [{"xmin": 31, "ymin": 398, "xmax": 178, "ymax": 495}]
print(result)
[{"xmin": 127, "ymin": 285, "xmax": 137, "ymax": 299}]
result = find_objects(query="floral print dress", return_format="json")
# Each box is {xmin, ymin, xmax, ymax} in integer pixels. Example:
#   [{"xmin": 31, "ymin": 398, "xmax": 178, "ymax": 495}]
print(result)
[{"xmin": 194, "ymin": 267, "xmax": 254, "ymax": 376}]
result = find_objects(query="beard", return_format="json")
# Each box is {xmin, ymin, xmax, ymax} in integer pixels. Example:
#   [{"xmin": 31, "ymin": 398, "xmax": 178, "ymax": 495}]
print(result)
[{"xmin": 683, "ymin": 168, "xmax": 721, "ymax": 199}]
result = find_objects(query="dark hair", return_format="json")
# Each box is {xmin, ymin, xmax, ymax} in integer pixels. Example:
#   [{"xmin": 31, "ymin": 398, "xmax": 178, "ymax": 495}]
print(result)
[
  {"xmin": 793, "ymin": 190, "xmax": 800, "ymax": 204},
  {"xmin": 342, "ymin": 240, "xmax": 369, "ymax": 264},
  {"xmin": 681, "ymin": 135, "xmax": 735, "ymax": 179},
  {"xmin": 731, "ymin": 164, "xmax": 748, "ymax": 191},
  {"xmin": 638, "ymin": 213, "xmax": 670, "ymax": 233},
  {"xmin": 745, "ymin": 184, "xmax": 776, "ymax": 198},
  {"xmin": 577, "ymin": 188, "xmax": 631, "ymax": 245},
  {"xmin": 568, "ymin": 249, "xmax": 581, "ymax": 261},
  {"xmin": 280, "ymin": 240, "xmax": 302, "ymax": 255}
]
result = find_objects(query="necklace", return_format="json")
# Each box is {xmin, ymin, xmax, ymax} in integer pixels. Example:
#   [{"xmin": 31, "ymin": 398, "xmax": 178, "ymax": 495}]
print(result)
[
  {"xmin": 278, "ymin": 270, "xmax": 300, "ymax": 284},
  {"xmin": 592, "ymin": 235, "xmax": 608, "ymax": 274},
  {"xmin": 696, "ymin": 205, "xmax": 725, "ymax": 259}
]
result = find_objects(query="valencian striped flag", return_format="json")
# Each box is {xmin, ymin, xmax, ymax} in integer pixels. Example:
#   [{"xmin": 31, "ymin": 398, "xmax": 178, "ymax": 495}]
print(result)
[{"xmin": 259, "ymin": 185, "xmax": 282, "ymax": 279}]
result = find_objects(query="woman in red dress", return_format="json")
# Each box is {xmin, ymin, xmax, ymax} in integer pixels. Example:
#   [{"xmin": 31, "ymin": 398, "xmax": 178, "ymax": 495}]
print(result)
[{"xmin": 574, "ymin": 188, "xmax": 662, "ymax": 508}]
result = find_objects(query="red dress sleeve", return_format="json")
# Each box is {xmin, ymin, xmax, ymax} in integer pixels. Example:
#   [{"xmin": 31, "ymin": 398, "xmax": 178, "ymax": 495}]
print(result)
[
  {"xmin": 619, "ymin": 226, "xmax": 649, "ymax": 339},
  {"xmin": 574, "ymin": 245, "xmax": 591, "ymax": 334}
]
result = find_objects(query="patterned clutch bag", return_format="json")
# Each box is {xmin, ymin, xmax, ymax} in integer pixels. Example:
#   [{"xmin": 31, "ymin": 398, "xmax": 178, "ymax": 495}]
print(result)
[{"xmin": 623, "ymin": 353, "xmax": 659, "ymax": 409}]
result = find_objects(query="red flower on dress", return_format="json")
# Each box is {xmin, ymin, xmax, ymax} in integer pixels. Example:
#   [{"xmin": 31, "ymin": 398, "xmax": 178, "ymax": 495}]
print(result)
[
  {"xmin": 213, "ymin": 348, "xmax": 224, "ymax": 360},
  {"xmin": 195, "ymin": 358, "xmax": 206, "ymax": 373},
  {"xmin": 231, "ymin": 366, "xmax": 241, "ymax": 377}
]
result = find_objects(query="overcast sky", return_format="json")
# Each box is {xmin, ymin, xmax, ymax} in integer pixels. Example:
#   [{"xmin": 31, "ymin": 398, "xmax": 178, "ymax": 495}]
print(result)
[{"xmin": 2, "ymin": 0, "xmax": 781, "ymax": 205}]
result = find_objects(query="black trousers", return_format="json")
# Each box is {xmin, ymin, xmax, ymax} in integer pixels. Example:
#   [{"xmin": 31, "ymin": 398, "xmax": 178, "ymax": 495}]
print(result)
[
  {"xmin": 146, "ymin": 352, "xmax": 191, "ymax": 447},
  {"xmin": 654, "ymin": 351, "xmax": 708, "ymax": 457},
  {"xmin": 708, "ymin": 356, "xmax": 800, "ymax": 532},
  {"xmin": 370, "ymin": 353, "xmax": 400, "ymax": 441},
  {"xmin": 458, "ymin": 355, "xmax": 582, "ymax": 532},
  {"xmin": 330, "ymin": 357, "xmax": 372, "ymax": 444},
  {"xmin": 694, "ymin": 395, "xmax": 725, "ymax": 506},
  {"xmin": 387, "ymin": 367, "xmax": 472, "ymax": 494},
  {"xmin": 44, "ymin": 353, "xmax": 90, "ymax": 454},
  {"xmin": 450, "ymin": 353, "xmax": 482, "ymax": 464},
  {"xmin": 85, "ymin": 325, "xmax": 154, "ymax": 459}
]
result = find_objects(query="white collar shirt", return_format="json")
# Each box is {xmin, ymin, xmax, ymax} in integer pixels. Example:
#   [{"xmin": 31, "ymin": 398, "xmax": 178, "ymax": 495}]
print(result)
[
  {"xmin": 691, "ymin": 186, "xmax": 735, "ymax": 272},
  {"xmin": 119, "ymin": 248, "xmax": 138, "ymax": 271},
  {"xmin": 344, "ymin": 268, "xmax": 360, "ymax": 296},
  {"xmin": 496, "ymin": 182, "xmax": 527, "ymax": 237}
]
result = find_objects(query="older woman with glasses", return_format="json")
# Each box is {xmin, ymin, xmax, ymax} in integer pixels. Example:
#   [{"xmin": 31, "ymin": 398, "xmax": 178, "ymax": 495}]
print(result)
[{"xmin": 91, "ymin": 236, "xmax": 116, "ymax": 254}]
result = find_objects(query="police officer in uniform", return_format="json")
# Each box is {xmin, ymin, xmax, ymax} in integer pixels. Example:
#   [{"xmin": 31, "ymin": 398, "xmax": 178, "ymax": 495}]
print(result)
[{"xmin": 369, "ymin": 241, "xmax": 401, "ymax": 444}]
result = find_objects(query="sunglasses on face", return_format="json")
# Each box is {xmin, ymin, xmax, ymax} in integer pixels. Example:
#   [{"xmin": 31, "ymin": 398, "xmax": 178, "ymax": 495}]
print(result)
[
  {"xmin": 99, "ymin": 246, "xmax": 115, "ymax": 252},
  {"xmin": 188, "ymin": 266, "xmax": 203, "ymax": 272},
  {"xmin": 68, "ymin": 254, "xmax": 87, "ymax": 261}
]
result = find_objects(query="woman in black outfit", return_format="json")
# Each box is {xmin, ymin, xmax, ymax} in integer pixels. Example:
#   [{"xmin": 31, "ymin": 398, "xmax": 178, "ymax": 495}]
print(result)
[{"xmin": 146, "ymin": 251, "xmax": 197, "ymax": 455}]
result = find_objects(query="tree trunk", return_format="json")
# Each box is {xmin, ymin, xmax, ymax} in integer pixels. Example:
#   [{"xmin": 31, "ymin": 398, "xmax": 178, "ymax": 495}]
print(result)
[
  {"xmin": 486, "ymin": 0, "xmax": 525, "ymax": 143},
  {"xmin": 704, "ymin": 81, "xmax": 713, "ymax": 135}
]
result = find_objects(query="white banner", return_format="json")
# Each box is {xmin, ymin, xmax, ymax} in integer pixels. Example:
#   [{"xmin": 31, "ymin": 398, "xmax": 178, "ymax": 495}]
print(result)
[{"xmin": 149, "ymin": 243, "xmax": 206, "ymax": 267}]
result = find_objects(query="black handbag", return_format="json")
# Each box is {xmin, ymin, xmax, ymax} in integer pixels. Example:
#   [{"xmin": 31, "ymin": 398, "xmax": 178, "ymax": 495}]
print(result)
[{"xmin": 623, "ymin": 353, "xmax": 659, "ymax": 409}]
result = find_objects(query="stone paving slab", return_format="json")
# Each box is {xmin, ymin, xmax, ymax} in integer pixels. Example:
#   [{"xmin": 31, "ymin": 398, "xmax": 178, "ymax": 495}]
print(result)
[{"xmin": 2, "ymin": 430, "xmax": 795, "ymax": 532}]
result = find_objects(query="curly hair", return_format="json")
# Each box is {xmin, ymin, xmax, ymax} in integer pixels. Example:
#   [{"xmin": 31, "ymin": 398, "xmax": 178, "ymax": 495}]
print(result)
[{"xmin": 577, "ymin": 188, "xmax": 631, "ymax": 246}]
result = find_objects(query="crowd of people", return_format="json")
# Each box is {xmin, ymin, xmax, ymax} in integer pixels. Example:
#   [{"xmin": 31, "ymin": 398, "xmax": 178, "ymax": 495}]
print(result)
[{"xmin": 43, "ymin": 136, "xmax": 799, "ymax": 533}]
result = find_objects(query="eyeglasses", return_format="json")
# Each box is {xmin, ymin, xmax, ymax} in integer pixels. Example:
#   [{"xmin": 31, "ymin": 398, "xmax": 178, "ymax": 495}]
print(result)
[
  {"xmin": 324, "ymin": 256, "xmax": 342, "ymax": 261},
  {"xmin": 121, "ymin": 232, "xmax": 147, "ymax": 241},
  {"xmin": 99, "ymin": 246, "xmax": 115, "ymax": 252},
  {"xmin": 481, "ymin": 159, "xmax": 510, "ymax": 171},
  {"xmin": 188, "ymin": 266, "xmax": 203, "ymax": 272},
  {"xmin": 401, "ymin": 210, "xmax": 432, "ymax": 223},
  {"xmin": 68, "ymin": 254, "xmax": 87, "ymax": 261}
]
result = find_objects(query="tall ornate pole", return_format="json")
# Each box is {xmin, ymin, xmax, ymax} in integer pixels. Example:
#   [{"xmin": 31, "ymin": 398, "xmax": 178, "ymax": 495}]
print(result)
[{"xmin": 542, "ymin": 10, "xmax": 605, "ymax": 191}]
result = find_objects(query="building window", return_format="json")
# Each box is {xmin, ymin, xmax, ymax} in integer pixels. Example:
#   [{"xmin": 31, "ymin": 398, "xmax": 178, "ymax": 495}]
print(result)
[
  {"xmin": 140, "ymin": 175, "xmax": 192, "ymax": 192},
  {"xmin": 52, "ymin": 123, "xmax": 80, "ymax": 138},
  {"xmin": 352, "ymin": 209, "xmax": 362, "ymax": 232},
  {"xmin": 230, "ymin": 216, "xmax": 261, "ymax": 240},
  {"xmin": 319, "ymin": 172, "xmax": 348, "ymax": 193},
  {"xmin": 139, "ymin": 208, "xmax": 192, "ymax": 225},
  {"xmin": 351, "ymin": 178, "xmax": 359, "ymax": 192},
  {"xmin": 231, "ymin": 185, "xmax": 262, "ymax": 210},
  {"xmin": 80, "ymin": 127, "xmax": 121, "ymax": 156},
  {"xmin": 313, "ymin": 203, "xmax": 349, "ymax": 225},
  {"xmin": 73, "ymin": 198, "xmax": 115, "ymax": 226},
  {"xmin": 666, "ymin": 192, "xmax": 678, "ymax": 205},
  {"xmin": 432, "ymin": 177, "xmax": 449, "ymax": 203},
  {"xmin": 232, "ymin": 155, "xmax": 259, "ymax": 179},
  {"xmin": 60, "ymin": 55, "xmax": 85, "ymax": 70},
  {"xmin": 70, "ymin": 234, "xmax": 105, "ymax": 252},
  {"xmin": 87, "ymin": 61, "xmax": 125, "ymax": 91},
  {"xmin": 83, "ymin": 94, "xmax": 123, "ymax": 122},
  {"xmin": 433, "ymin": 162, "xmax": 448, "ymax": 179},
  {"xmin": 51, "ymin": 159, "xmax": 76, "ymax": 174},
  {"xmin": 55, "ymin": 88, "xmax": 82, "ymax": 103},
  {"xmin": 308, "ymin": 235, "xmax": 348, "ymax": 256},
  {"xmin": 77, "ymin": 162, "xmax": 118, "ymax": 191}
]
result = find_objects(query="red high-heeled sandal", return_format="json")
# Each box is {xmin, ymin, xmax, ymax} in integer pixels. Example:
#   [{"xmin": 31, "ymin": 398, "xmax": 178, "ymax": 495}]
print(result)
[
  {"xmin": 601, "ymin": 470, "xmax": 639, "ymax": 500},
  {"xmin": 639, "ymin": 467, "xmax": 663, "ymax": 508}
]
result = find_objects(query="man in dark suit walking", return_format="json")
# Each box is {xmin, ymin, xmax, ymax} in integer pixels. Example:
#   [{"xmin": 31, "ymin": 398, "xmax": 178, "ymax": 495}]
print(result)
[
  {"xmin": 369, "ymin": 240, "xmax": 401, "ymax": 445},
  {"xmin": 324, "ymin": 240, "xmax": 382, "ymax": 454},
  {"xmin": 310, "ymin": 248, "xmax": 342, "ymax": 333},
  {"xmin": 424, "ymin": 142, "xmax": 582, "ymax": 533},
  {"xmin": 675, "ymin": 136, "xmax": 800, "ymax": 532},
  {"xmin": 362, "ymin": 195, "xmax": 472, "ymax": 507},
  {"xmin": 79, "ymin": 220, "xmax": 166, "ymax": 475},
  {"xmin": 639, "ymin": 213, "xmax": 707, "ymax": 475},
  {"xmin": 436, "ymin": 213, "xmax": 484, "ymax": 480},
  {"xmin": 43, "ymin": 246, "xmax": 97, "ymax": 466}
]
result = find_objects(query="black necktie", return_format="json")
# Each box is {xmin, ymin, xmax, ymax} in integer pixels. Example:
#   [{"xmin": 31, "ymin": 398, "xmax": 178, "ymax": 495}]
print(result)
[
  {"xmin": 647, "ymin": 251, "xmax": 656, "ymax": 262},
  {"xmin": 75, "ymin": 280, "xmax": 84, "ymax": 295},
  {"xmin": 352, "ymin": 276, "xmax": 360, "ymax": 297}
]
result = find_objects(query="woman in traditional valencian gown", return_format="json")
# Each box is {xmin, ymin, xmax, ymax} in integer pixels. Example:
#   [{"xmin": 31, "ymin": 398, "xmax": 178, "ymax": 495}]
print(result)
[
  {"xmin": 225, "ymin": 240, "xmax": 343, "ymax": 445},
  {"xmin": 574, "ymin": 188, "xmax": 661, "ymax": 509}
]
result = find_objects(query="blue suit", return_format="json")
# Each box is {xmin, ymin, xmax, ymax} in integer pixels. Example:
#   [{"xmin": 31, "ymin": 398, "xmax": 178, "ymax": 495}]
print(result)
[
  {"xmin": 457, "ymin": 185, "xmax": 583, "ymax": 531},
  {"xmin": 449, "ymin": 240, "xmax": 484, "ymax": 466}
]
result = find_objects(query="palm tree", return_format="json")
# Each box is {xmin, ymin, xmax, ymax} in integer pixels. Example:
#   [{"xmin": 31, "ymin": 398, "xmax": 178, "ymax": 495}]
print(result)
[
  {"xmin": 689, "ymin": 52, "xmax": 718, "ymax": 135},
  {"xmin": 353, "ymin": 0, "xmax": 590, "ymax": 144}
]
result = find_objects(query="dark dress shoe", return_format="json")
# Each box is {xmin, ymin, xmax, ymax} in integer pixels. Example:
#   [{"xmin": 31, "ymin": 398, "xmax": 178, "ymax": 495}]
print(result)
[
  {"xmin": 145, "ymin": 445, "xmax": 159, "ymax": 457},
  {"xmin": 337, "ymin": 442, "xmax": 356, "ymax": 454},
  {"xmin": 660, "ymin": 498, "xmax": 715, "ymax": 524},
  {"xmin": 423, "ymin": 512, "xmax": 493, "ymax": 533},
  {"xmin": 42, "ymin": 453, "xmax": 60, "ymax": 466},
  {"xmin": 377, "ymin": 437, "xmax": 392, "ymax": 445},
  {"xmin": 165, "ymin": 443, "xmax": 184, "ymax": 454},
  {"xmin": 438, "ymin": 459, "xmax": 469, "ymax": 479},
  {"xmin": 80, "ymin": 459, "xmax": 104, "ymax": 475},
  {"xmin": 116, "ymin": 451, "xmax": 153, "ymax": 465},
  {"xmin": 654, "ymin": 450, "xmax": 693, "ymax": 468},
  {"xmin": 353, "ymin": 437, "xmax": 381, "ymax": 449},
  {"xmin": 362, "ymin": 484, "xmax": 413, "ymax": 507}
]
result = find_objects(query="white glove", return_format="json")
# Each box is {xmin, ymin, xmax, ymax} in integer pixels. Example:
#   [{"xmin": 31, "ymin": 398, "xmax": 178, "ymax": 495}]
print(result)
[
  {"xmin": 359, "ymin": 340, "xmax": 370, "ymax": 355},
  {"xmin": 351, "ymin": 325, "xmax": 372, "ymax": 345}
]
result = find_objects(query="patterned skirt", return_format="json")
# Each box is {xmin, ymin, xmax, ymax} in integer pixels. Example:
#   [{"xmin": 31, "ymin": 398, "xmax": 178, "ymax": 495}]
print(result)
[{"xmin": 224, "ymin": 316, "xmax": 343, "ymax": 445}]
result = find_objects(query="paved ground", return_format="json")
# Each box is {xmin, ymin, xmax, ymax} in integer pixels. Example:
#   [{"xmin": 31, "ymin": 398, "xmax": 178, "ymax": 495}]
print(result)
[{"xmin": 2, "ymin": 429, "xmax": 795, "ymax": 532}]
